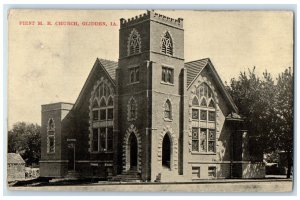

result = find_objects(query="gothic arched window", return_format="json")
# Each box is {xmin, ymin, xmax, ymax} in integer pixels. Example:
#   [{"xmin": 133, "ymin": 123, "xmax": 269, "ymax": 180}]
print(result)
[
  {"xmin": 164, "ymin": 99, "xmax": 172, "ymax": 120},
  {"xmin": 128, "ymin": 97, "xmax": 137, "ymax": 121},
  {"xmin": 191, "ymin": 83, "xmax": 216, "ymax": 153},
  {"xmin": 161, "ymin": 31, "xmax": 173, "ymax": 56},
  {"xmin": 91, "ymin": 80, "xmax": 114, "ymax": 152},
  {"xmin": 128, "ymin": 29, "xmax": 141, "ymax": 56}
]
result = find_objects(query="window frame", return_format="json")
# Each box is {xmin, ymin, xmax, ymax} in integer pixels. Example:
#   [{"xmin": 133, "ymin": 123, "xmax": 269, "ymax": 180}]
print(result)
[
  {"xmin": 192, "ymin": 166, "xmax": 201, "ymax": 179},
  {"xmin": 92, "ymin": 127, "xmax": 114, "ymax": 152},
  {"xmin": 48, "ymin": 135, "xmax": 55, "ymax": 153},
  {"xmin": 164, "ymin": 99, "xmax": 172, "ymax": 121},
  {"xmin": 128, "ymin": 66, "xmax": 140, "ymax": 84},
  {"xmin": 90, "ymin": 81, "xmax": 114, "ymax": 153},
  {"xmin": 47, "ymin": 118, "xmax": 55, "ymax": 154},
  {"xmin": 161, "ymin": 31, "xmax": 173, "ymax": 56},
  {"xmin": 129, "ymin": 98, "xmax": 137, "ymax": 120},
  {"xmin": 191, "ymin": 83, "xmax": 217, "ymax": 154},
  {"xmin": 161, "ymin": 66, "xmax": 174, "ymax": 85},
  {"xmin": 208, "ymin": 166, "xmax": 217, "ymax": 178},
  {"xmin": 128, "ymin": 29, "xmax": 141, "ymax": 56}
]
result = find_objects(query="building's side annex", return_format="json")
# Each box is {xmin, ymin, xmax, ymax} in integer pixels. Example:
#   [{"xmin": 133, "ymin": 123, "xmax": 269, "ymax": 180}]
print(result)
[{"xmin": 39, "ymin": 10, "xmax": 265, "ymax": 182}]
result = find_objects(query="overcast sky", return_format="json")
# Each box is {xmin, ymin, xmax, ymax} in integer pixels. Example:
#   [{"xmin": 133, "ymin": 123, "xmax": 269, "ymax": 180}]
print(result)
[{"xmin": 8, "ymin": 10, "xmax": 293, "ymax": 128}]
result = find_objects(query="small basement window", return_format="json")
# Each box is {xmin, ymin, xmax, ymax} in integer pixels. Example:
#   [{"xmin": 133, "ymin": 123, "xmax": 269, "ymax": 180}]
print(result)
[
  {"xmin": 208, "ymin": 166, "xmax": 216, "ymax": 178},
  {"xmin": 192, "ymin": 167, "xmax": 200, "ymax": 179}
]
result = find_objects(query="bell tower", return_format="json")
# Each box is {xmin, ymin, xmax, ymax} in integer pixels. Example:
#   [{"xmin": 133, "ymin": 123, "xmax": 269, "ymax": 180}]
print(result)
[{"xmin": 115, "ymin": 10, "xmax": 185, "ymax": 181}]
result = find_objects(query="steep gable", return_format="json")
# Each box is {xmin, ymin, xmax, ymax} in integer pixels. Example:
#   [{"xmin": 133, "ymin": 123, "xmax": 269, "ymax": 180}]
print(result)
[
  {"xmin": 185, "ymin": 58, "xmax": 238, "ymax": 113},
  {"xmin": 73, "ymin": 58, "xmax": 118, "ymax": 109},
  {"xmin": 185, "ymin": 58, "xmax": 209, "ymax": 86}
]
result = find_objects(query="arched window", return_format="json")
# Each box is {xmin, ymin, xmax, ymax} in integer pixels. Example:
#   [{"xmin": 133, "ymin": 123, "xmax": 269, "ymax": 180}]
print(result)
[
  {"xmin": 107, "ymin": 96, "xmax": 114, "ymax": 120},
  {"xmin": 192, "ymin": 96, "xmax": 199, "ymax": 106},
  {"xmin": 164, "ymin": 100, "xmax": 172, "ymax": 120},
  {"xmin": 200, "ymin": 98, "xmax": 207, "ymax": 107},
  {"xmin": 128, "ymin": 29, "xmax": 141, "ymax": 56},
  {"xmin": 191, "ymin": 83, "xmax": 216, "ymax": 153},
  {"xmin": 208, "ymin": 100, "xmax": 215, "ymax": 108},
  {"xmin": 91, "ymin": 80, "xmax": 114, "ymax": 152},
  {"xmin": 48, "ymin": 118, "xmax": 55, "ymax": 131},
  {"xmin": 47, "ymin": 118, "xmax": 55, "ymax": 153},
  {"xmin": 92, "ymin": 100, "xmax": 99, "ymax": 120},
  {"xmin": 161, "ymin": 31, "xmax": 173, "ymax": 55},
  {"xmin": 128, "ymin": 98, "xmax": 137, "ymax": 120}
]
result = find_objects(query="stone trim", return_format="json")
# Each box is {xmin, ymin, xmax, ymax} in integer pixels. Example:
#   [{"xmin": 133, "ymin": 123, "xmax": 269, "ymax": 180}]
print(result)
[
  {"xmin": 188, "ymin": 76, "xmax": 220, "ymax": 153},
  {"xmin": 122, "ymin": 124, "xmax": 142, "ymax": 172},
  {"xmin": 40, "ymin": 160, "xmax": 68, "ymax": 163},
  {"xmin": 157, "ymin": 125, "xmax": 178, "ymax": 170},
  {"xmin": 88, "ymin": 77, "xmax": 114, "ymax": 153}
]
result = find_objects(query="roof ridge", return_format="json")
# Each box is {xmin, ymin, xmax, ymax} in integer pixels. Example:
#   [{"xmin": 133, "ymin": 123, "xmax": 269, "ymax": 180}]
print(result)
[
  {"xmin": 97, "ymin": 58, "xmax": 118, "ymax": 63},
  {"xmin": 184, "ymin": 58, "xmax": 210, "ymax": 64}
]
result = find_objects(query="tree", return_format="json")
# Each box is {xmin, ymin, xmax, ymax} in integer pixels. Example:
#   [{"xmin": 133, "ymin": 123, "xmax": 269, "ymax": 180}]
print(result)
[
  {"xmin": 8, "ymin": 122, "xmax": 41, "ymax": 166},
  {"xmin": 227, "ymin": 67, "xmax": 293, "ymax": 178},
  {"xmin": 273, "ymin": 68, "xmax": 293, "ymax": 178}
]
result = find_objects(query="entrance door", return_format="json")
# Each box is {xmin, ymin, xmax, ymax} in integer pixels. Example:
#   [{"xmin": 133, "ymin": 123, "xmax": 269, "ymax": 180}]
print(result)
[
  {"xmin": 129, "ymin": 133, "xmax": 137, "ymax": 170},
  {"xmin": 162, "ymin": 134, "xmax": 171, "ymax": 168}
]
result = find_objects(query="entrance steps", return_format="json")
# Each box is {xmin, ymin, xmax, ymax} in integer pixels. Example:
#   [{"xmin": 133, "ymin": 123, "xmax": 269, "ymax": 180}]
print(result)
[
  {"xmin": 64, "ymin": 170, "xmax": 80, "ymax": 179},
  {"xmin": 109, "ymin": 170, "xmax": 141, "ymax": 182}
]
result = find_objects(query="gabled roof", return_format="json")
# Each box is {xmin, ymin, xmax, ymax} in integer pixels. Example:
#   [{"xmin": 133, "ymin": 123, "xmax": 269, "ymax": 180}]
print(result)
[
  {"xmin": 73, "ymin": 58, "xmax": 118, "ymax": 109},
  {"xmin": 97, "ymin": 58, "xmax": 118, "ymax": 81},
  {"xmin": 185, "ymin": 58, "xmax": 209, "ymax": 86},
  {"xmin": 185, "ymin": 58, "xmax": 238, "ymax": 113},
  {"xmin": 7, "ymin": 153, "xmax": 25, "ymax": 164}
]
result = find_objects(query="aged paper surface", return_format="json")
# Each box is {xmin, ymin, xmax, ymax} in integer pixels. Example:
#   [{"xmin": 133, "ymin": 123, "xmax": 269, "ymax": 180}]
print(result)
[{"xmin": 7, "ymin": 9, "xmax": 293, "ymax": 192}]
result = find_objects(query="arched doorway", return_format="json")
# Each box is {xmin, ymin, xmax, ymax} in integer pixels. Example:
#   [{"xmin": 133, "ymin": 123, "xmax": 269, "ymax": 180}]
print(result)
[
  {"xmin": 162, "ymin": 133, "xmax": 171, "ymax": 169},
  {"xmin": 129, "ymin": 133, "xmax": 138, "ymax": 170}
]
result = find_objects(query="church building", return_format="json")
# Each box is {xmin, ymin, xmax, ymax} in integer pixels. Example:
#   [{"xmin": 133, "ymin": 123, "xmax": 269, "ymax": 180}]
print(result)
[{"xmin": 39, "ymin": 10, "xmax": 265, "ymax": 182}]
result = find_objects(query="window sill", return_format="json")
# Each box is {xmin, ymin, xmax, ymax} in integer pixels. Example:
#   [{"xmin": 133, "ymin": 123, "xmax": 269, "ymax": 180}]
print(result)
[
  {"xmin": 128, "ymin": 118, "xmax": 137, "ymax": 122},
  {"xmin": 191, "ymin": 152, "xmax": 216, "ymax": 155},
  {"xmin": 90, "ymin": 151, "xmax": 114, "ymax": 154},
  {"xmin": 127, "ymin": 81, "xmax": 140, "ymax": 86},
  {"xmin": 164, "ymin": 118, "xmax": 173, "ymax": 122},
  {"xmin": 160, "ymin": 81, "xmax": 174, "ymax": 86},
  {"xmin": 92, "ymin": 119, "xmax": 113, "ymax": 122}
]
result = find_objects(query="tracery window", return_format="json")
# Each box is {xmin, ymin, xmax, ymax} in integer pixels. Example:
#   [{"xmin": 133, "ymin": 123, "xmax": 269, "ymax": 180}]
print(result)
[
  {"xmin": 47, "ymin": 118, "xmax": 55, "ymax": 153},
  {"xmin": 91, "ymin": 81, "xmax": 114, "ymax": 152},
  {"xmin": 128, "ymin": 29, "xmax": 141, "ymax": 56},
  {"xmin": 164, "ymin": 99, "xmax": 172, "ymax": 120},
  {"xmin": 191, "ymin": 83, "xmax": 216, "ymax": 153},
  {"xmin": 161, "ymin": 31, "xmax": 173, "ymax": 55}
]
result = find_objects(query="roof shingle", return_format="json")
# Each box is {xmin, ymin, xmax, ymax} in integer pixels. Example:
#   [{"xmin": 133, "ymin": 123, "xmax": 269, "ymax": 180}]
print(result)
[
  {"xmin": 185, "ymin": 58, "xmax": 209, "ymax": 86},
  {"xmin": 97, "ymin": 58, "xmax": 118, "ymax": 81}
]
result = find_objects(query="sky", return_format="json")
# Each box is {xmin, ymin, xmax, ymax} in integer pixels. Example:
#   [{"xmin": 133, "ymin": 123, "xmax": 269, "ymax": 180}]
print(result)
[{"xmin": 8, "ymin": 10, "xmax": 293, "ymax": 128}]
